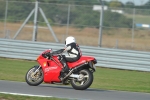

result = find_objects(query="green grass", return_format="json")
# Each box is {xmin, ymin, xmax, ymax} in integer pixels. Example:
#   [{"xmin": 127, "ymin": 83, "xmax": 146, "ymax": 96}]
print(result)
[
  {"xmin": 0, "ymin": 93, "xmax": 68, "ymax": 100},
  {"xmin": 92, "ymin": 68, "xmax": 150, "ymax": 93},
  {"xmin": 0, "ymin": 58, "xmax": 37, "ymax": 81},
  {"xmin": 0, "ymin": 57, "xmax": 150, "ymax": 93}
]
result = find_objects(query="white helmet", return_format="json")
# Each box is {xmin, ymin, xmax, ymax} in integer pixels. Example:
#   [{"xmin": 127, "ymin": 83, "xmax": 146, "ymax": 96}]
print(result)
[{"xmin": 65, "ymin": 36, "xmax": 76, "ymax": 45}]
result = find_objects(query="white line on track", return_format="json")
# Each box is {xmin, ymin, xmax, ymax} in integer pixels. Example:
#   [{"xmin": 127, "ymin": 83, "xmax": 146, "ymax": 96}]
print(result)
[{"xmin": 0, "ymin": 91, "xmax": 53, "ymax": 98}]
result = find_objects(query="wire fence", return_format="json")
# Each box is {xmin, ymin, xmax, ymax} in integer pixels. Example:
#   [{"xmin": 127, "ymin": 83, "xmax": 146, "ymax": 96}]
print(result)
[{"xmin": 0, "ymin": 0, "xmax": 150, "ymax": 51}]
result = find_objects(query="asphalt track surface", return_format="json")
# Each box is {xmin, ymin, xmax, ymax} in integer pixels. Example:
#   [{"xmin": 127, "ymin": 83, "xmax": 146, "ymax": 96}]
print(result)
[{"xmin": 0, "ymin": 80, "xmax": 150, "ymax": 100}]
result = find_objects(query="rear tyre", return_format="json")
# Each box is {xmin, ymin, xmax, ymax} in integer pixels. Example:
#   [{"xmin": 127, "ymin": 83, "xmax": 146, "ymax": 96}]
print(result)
[
  {"xmin": 25, "ymin": 66, "xmax": 43, "ymax": 86},
  {"xmin": 70, "ymin": 69, "xmax": 93, "ymax": 90}
]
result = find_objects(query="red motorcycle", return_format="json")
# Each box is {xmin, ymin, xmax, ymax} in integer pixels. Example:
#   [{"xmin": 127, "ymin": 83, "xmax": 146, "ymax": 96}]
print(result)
[{"xmin": 25, "ymin": 49, "xmax": 97, "ymax": 90}]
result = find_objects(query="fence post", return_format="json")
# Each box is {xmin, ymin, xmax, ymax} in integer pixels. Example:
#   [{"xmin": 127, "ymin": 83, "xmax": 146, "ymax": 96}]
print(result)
[
  {"xmin": 4, "ymin": 0, "xmax": 8, "ymax": 38},
  {"xmin": 66, "ymin": 4, "xmax": 71, "ymax": 38},
  {"xmin": 32, "ymin": 0, "xmax": 39, "ymax": 41},
  {"xmin": 132, "ymin": 8, "xmax": 136, "ymax": 47},
  {"xmin": 98, "ymin": 0, "xmax": 104, "ymax": 47}
]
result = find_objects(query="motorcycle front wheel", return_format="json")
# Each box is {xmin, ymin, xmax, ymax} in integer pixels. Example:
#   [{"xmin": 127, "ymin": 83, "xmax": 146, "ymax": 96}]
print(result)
[
  {"xmin": 71, "ymin": 69, "xmax": 93, "ymax": 90},
  {"xmin": 25, "ymin": 66, "xmax": 44, "ymax": 86}
]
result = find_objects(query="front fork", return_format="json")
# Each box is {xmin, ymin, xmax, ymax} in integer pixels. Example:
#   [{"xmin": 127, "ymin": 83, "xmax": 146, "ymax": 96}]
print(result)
[{"xmin": 33, "ymin": 65, "xmax": 41, "ymax": 75}]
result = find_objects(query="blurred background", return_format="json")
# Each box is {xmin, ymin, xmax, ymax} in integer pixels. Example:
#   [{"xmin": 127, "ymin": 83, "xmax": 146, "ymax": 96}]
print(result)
[{"xmin": 0, "ymin": 0, "xmax": 150, "ymax": 51}]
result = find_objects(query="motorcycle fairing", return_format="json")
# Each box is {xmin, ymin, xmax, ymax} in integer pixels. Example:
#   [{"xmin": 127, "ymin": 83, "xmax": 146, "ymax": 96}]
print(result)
[{"xmin": 37, "ymin": 57, "xmax": 62, "ymax": 83}]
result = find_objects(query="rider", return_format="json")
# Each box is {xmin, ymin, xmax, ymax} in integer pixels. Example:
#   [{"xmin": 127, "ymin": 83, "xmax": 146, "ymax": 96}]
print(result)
[{"xmin": 52, "ymin": 36, "xmax": 82, "ymax": 79}]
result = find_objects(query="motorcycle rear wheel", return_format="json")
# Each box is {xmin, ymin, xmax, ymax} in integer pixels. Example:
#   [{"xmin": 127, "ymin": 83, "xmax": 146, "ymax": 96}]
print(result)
[
  {"xmin": 70, "ymin": 69, "xmax": 93, "ymax": 90},
  {"xmin": 25, "ymin": 66, "xmax": 43, "ymax": 86}
]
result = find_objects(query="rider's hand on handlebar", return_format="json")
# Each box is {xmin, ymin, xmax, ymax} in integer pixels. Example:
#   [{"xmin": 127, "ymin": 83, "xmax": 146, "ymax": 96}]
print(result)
[{"xmin": 42, "ymin": 52, "xmax": 52, "ymax": 58}]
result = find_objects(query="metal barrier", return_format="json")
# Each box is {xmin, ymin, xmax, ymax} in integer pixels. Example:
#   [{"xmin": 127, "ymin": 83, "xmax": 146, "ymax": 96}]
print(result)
[{"xmin": 0, "ymin": 38, "xmax": 150, "ymax": 72}]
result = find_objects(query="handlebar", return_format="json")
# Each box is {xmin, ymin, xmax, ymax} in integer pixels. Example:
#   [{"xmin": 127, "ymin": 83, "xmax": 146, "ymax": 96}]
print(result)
[
  {"xmin": 42, "ymin": 52, "xmax": 52, "ymax": 58},
  {"xmin": 42, "ymin": 52, "xmax": 62, "ymax": 59}
]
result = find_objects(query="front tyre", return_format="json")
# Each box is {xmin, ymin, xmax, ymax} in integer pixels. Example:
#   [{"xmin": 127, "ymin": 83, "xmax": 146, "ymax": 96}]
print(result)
[
  {"xmin": 25, "ymin": 66, "xmax": 43, "ymax": 86},
  {"xmin": 71, "ymin": 69, "xmax": 93, "ymax": 90}
]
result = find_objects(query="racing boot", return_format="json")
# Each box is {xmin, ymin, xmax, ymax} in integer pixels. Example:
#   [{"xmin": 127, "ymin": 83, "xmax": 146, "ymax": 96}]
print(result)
[
  {"xmin": 61, "ymin": 59, "xmax": 70, "ymax": 73},
  {"xmin": 59, "ymin": 59, "xmax": 70, "ymax": 80}
]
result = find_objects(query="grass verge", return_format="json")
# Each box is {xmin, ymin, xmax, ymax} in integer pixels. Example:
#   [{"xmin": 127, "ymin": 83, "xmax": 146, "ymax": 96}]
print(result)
[
  {"xmin": 0, "ymin": 93, "xmax": 68, "ymax": 100},
  {"xmin": 0, "ymin": 57, "xmax": 150, "ymax": 93}
]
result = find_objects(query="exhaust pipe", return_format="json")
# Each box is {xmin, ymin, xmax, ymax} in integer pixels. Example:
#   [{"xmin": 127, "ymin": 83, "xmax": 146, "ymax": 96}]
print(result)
[{"xmin": 61, "ymin": 62, "xmax": 88, "ymax": 81}]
